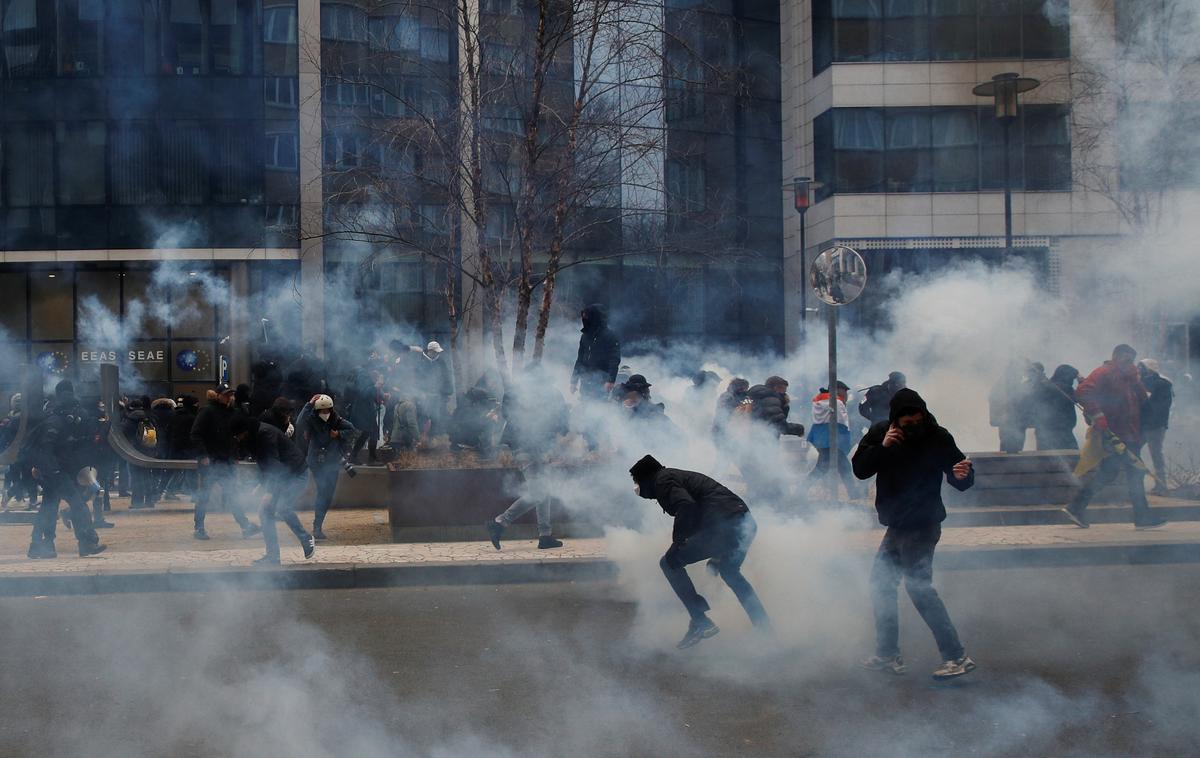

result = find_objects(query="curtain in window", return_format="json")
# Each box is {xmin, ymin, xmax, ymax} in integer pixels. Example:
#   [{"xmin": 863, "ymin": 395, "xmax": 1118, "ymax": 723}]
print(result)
[
  {"xmin": 834, "ymin": 109, "xmax": 884, "ymax": 150},
  {"xmin": 931, "ymin": 109, "xmax": 977, "ymax": 191},
  {"xmin": 5, "ymin": 125, "xmax": 54, "ymax": 207},
  {"xmin": 160, "ymin": 121, "xmax": 208, "ymax": 204}
]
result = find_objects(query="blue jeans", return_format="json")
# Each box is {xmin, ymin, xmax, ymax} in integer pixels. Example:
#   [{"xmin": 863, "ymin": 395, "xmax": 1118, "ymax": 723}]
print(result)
[
  {"xmin": 194, "ymin": 461, "xmax": 251, "ymax": 531},
  {"xmin": 261, "ymin": 475, "xmax": 310, "ymax": 560},
  {"xmin": 311, "ymin": 465, "xmax": 340, "ymax": 531},
  {"xmin": 659, "ymin": 512, "xmax": 769, "ymax": 627},
  {"xmin": 871, "ymin": 524, "xmax": 963, "ymax": 661}
]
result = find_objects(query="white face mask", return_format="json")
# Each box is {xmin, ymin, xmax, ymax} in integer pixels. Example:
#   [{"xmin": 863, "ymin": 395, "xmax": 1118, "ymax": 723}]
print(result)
[
  {"xmin": 633, "ymin": 483, "xmax": 640, "ymax": 496},
  {"xmin": 318, "ymin": 411, "xmax": 331, "ymax": 422}
]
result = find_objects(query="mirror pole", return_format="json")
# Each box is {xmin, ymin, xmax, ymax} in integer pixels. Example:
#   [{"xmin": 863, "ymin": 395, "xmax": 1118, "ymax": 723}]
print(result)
[{"xmin": 828, "ymin": 304, "xmax": 839, "ymax": 498}]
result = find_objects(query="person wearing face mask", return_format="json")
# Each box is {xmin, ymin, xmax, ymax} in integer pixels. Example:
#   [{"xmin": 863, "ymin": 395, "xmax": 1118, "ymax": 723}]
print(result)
[
  {"xmin": 852, "ymin": 387, "xmax": 976, "ymax": 681},
  {"xmin": 299, "ymin": 394, "xmax": 356, "ymax": 540},
  {"xmin": 629, "ymin": 455, "xmax": 771, "ymax": 650},
  {"xmin": 189, "ymin": 385, "xmax": 260, "ymax": 541}
]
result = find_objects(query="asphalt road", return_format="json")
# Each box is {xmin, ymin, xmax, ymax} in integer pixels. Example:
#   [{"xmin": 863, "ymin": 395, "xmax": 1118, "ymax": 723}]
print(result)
[{"xmin": 1, "ymin": 564, "xmax": 1198, "ymax": 757}]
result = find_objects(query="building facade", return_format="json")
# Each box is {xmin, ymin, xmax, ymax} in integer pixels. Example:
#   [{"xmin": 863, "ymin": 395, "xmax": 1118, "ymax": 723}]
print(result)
[
  {"xmin": 781, "ymin": 0, "xmax": 1200, "ymax": 367},
  {"xmin": 0, "ymin": 0, "xmax": 785, "ymax": 402}
]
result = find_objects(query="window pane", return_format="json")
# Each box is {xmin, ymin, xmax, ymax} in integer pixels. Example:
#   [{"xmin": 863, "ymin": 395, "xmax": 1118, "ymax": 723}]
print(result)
[
  {"xmin": 1023, "ymin": 104, "xmax": 1070, "ymax": 190},
  {"xmin": 122, "ymin": 270, "xmax": 168, "ymax": 338},
  {"xmin": 929, "ymin": 0, "xmax": 975, "ymax": 60},
  {"xmin": 58, "ymin": 0, "xmax": 104, "ymax": 75},
  {"xmin": 812, "ymin": 0, "xmax": 833, "ymax": 72},
  {"xmin": 76, "ymin": 270, "xmax": 121, "ymax": 321},
  {"xmin": 111, "ymin": 122, "xmax": 161, "ymax": 204},
  {"xmin": 211, "ymin": 0, "xmax": 255, "ymax": 75},
  {"xmin": 834, "ymin": 0, "xmax": 883, "ymax": 62},
  {"xmin": 931, "ymin": 108, "xmax": 978, "ymax": 191},
  {"xmin": 0, "ymin": 272, "xmax": 27, "ymax": 338},
  {"xmin": 833, "ymin": 108, "xmax": 885, "ymax": 192},
  {"xmin": 1022, "ymin": 0, "xmax": 1069, "ymax": 58},
  {"xmin": 107, "ymin": 0, "xmax": 149, "ymax": 75},
  {"xmin": 5, "ymin": 123, "xmax": 53, "ymax": 207},
  {"xmin": 3, "ymin": 0, "xmax": 56, "ymax": 77},
  {"xmin": 30, "ymin": 272, "xmax": 73, "ymax": 340},
  {"xmin": 172, "ymin": 278, "xmax": 216, "ymax": 338},
  {"xmin": 884, "ymin": 108, "xmax": 931, "ymax": 191},
  {"xmin": 883, "ymin": 0, "xmax": 929, "ymax": 61},
  {"xmin": 56, "ymin": 121, "xmax": 107, "ymax": 205},
  {"xmin": 978, "ymin": 0, "xmax": 1021, "ymax": 59},
  {"xmin": 164, "ymin": 0, "xmax": 204, "ymax": 74},
  {"xmin": 978, "ymin": 106, "xmax": 1023, "ymax": 190},
  {"xmin": 213, "ymin": 124, "xmax": 261, "ymax": 203},
  {"xmin": 160, "ymin": 121, "xmax": 208, "ymax": 204}
]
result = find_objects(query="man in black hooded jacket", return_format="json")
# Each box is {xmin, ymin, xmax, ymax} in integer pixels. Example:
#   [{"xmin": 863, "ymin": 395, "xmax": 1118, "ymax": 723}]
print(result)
[
  {"xmin": 852, "ymin": 388, "xmax": 976, "ymax": 680},
  {"xmin": 571, "ymin": 304, "xmax": 621, "ymax": 399},
  {"xmin": 630, "ymin": 455, "xmax": 770, "ymax": 649},
  {"xmin": 231, "ymin": 415, "xmax": 315, "ymax": 565}
]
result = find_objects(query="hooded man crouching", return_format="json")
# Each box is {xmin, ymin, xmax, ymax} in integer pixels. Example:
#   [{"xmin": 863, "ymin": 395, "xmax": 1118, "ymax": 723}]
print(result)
[
  {"xmin": 852, "ymin": 388, "xmax": 976, "ymax": 680},
  {"xmin": 630, "ymin": 455, "xmax": 770, "ymax": 649}
]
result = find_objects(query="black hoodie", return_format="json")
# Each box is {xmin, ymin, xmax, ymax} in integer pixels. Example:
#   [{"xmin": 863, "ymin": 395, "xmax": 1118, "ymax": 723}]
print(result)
[
  {"xmin": 631, "ymin": 455, "xmax": 748, "ymax": 546},
  {"xmin": 851, "ymin": 388, "xmax": 973, "ymax": 529},
  {"xmin": 572, "ymin": 304, "xmax": 621, "ymax": 392}
]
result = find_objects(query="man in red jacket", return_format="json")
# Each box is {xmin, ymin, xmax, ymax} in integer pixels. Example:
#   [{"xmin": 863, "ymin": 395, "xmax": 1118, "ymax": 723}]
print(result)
[{"xmin": 1063, "ymin": 344, "xmax": 1166, "ymax": 530}]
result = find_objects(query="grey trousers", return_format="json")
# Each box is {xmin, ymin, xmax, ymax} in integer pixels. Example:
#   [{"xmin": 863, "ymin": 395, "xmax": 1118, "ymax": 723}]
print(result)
[
  {"xmin": 1143, "ymin": 428, "xmax": 1167, "ymax": 488},
  {"xmin": 497, "ymin": 495, "xmax": 554, "ymax": 537}
]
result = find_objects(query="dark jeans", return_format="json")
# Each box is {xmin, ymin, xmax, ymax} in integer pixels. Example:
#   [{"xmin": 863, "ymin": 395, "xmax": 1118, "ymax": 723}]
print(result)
[
  {"xmin": 130, "ymin": 465, "xmax": 154, "ymax": 508},
  {"xmin": 659, "ymin": 512, "xmax": 770, "ymax": 627},
  {"xmin": 311, "ymin": 464, "xmax": 340, "ymax": 531},
  {"xmin": 871, "ymin": 523, "xmax": 963, "ymax": 661},
  {"xmin": 812, "ymin": 447, "xmax": 861, "ymax": 498},
  {"xmin": 194, "ymin": 461, "xmax": 250, "ymax": 531},
  {"xmin": 1068, "ymin": 442, "xmax": 1155, "ymax": 524},
  {"xmin": 32, "ymin": 476, "xmax": 98, "ymax": 547},
  {"xmin": 350, "ymin": 429, "xmax": 378, "ymax": 464},
  {"xmin": 261, "ymin": 475, "xmax": 310, "ymax": 560}
]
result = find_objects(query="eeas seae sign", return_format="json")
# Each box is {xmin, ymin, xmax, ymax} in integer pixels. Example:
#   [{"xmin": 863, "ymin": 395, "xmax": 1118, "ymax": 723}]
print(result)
[
  {"xmin": 78, "ymin": 349, "xmax": 167, "ymax": 364},
  {"xmin": 78, "ymin": 344, "xmax": 170, "ymax": 382}
]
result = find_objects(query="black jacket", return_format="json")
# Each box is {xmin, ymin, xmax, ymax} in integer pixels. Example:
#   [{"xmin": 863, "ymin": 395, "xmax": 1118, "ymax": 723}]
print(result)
[
  {"xmin": 246, "ymin": 419, "xmax": 307, "ymax": 478},
  {"xmin": 168, "ymin": 407, "xmax": 198, "ymax": 458},
  {"xmin": 852, "ymin": 388, "xmax": 973, "ymax": 529},
  {"xmin": 1033, "ymin": 378, "xmax": 1077, "ymax": 434},
  {"xmin": 643, "ymin": 468, "xmax": 749, "ymax": 546},
  {"xmin": 1141, "ymin": 373, "xmax": 1173, "ymax": 432},
  {"xmin": 572, "ymin": 304, "xmax": 621, "ymax": 392},
  {"xmin": 122, "ymin": 407, "xmax": 156, "ymax": 453},
  {"xmin": 258, "ymin": 405, "xmax": 290, "ymax": 435},
  {"xmin": 19, "ymin": 397, "xmax": 90, "ymax": 478},
  {"xmin": 747, "ymin": 385, "xmax": 804, "ymax": 437},
  {"xmin": 190, "ymin": 399, "xmax": 235, "ymax": 462}
]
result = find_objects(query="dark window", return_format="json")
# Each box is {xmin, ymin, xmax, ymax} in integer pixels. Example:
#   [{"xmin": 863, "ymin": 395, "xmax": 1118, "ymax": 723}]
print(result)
[
  {"xmin": 5, "ymin": 123, "xmax": 54, "ymax": 206},
  {"xmin": 977, "ymin": 0, "xmax": 1021, "ymax": 59},
  {"xmin": 29, "ymin": 272, "xmax": 72, "ymax": 340},
  {"xmin": 813, "ymin": 0, "xmax": 1069, "ymax": 71},
  {"xmin": 883, "ymin": 108, "xmax": 931, "ymax": 191},
  {"xmin": 58, "ymin": 0, "xmax": 104, "ymax": 75},
  {"xmin": 56, "ymin": 120, "xmax": 106, "ymax": 205},
  {"xmin": 164, "ymin": 0, "xmax": 204, "ymax": 74},
  {"xmin": 111, "ymin": 122, "xmax": 161, "ymax": 204},
  {"xmin": 815, "ymin": 105, "xmax": 1069, "ymax": 196},
  {"xmin": 930, "ymin": 108, "xmax": 977, "ymax": 191},
  {"xmin": 3, "ymin": 0, "xmax": 56, "ymax": 77},
  {"xmin": 883, "ymin": 0, "xmax": 929, "ymax": 61},
  {"xmin": 833, "ymin": 108, "xmax": 885, "ymax": 192},
  {"xmin": 159, "ymin": 121, "xmax": 208, "ymax": 204},
  {"xmin": 929, "ymin": 0, "xmax": 975, "ymax": 60},
  {"xmin": 106, "ymin": 0, "xmax": 148, "ymax": 75}
]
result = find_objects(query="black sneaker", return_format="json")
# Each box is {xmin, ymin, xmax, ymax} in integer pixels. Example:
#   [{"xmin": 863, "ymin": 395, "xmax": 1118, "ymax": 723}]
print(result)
[
  {"xmin": 242, "ymin": 523, "xmax": 262, "ymax": 539},
  {"xmin": 79, "ymin": 542, "xmax": 107, "ymax": 558},
  {"xmin": 301, "ymin": 535, "xmax": 316, "ymax": 559},
  {"xmin": 1062, "ymin": 507, "xmax": 1089, "ymax": 529},
  {"xmin": 94, "ymin": 520, "xmax": 115, "ymax": 529},
  {"xmin": 1135, "ymin": 518, "xmax": 1167, "ymax": 531},
  {"xmin": 676, "ymin": 617, "xmax": 719, "ymax": 649},
  {"xmin": 252, "ymin": 555, "xmax": 280, "ymax": 566},
  {"xmin": 486, "ymin": 520, "xmax": 504, "ymax": 550},
  {"xmin": 313, "ymin": 528, "xmax": 329, "ymax": 541},
  {"xmin": 61, "ymin": 512, "xmax": 73, "ymax": 530},
  {"xmin": 193, "ymin": 528, "xmax": 210, "ymax": 541},
  {"xmin": 537, "ymin": 536, "xmax": 564, "ymax": 549}
]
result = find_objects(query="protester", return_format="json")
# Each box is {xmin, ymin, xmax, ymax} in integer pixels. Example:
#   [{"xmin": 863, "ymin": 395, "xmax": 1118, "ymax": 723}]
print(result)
[
  {"xmin": 258, "ymin": 397, "xmax": 294, "ymax": 437},
  {"xmin": 1063, "ymin": 345, "xmax": 1166, "ymax": 530},
  {"xmin": 1138, "ymin": 358, "xmax": 1173, "ymax": 496},
  {"xmin": 630, "ymin": 454, "xmax": 770, "ymax": 649},
  {"xmin": 164, "ymin": 395, "xmax": 200, "ymax": 499},
  {"xmin": 1, "ymin": 393, "xmax": 35, "ymax": 510},
  {"xmin": 190, "ymin": 385, "xmax": 260, "ymax": 540},
  {"xmin": 20, "ymin": 380, "xmax": 106, "ymax": 559},
  {"xmin": 411, "ymin": 341, "xmax": 454, "ymax": 437},
  {"xmin": 852, "ymin": 387, "xmax": 976, "ymax": 680},
  {"xmin": 571, "ymin": 304, "xmax": 621, "ymax": 398},
  {"xmin": 858, "ymin": 371, "xmax": 906, "ymax": 428},
  {"xmin": 711, "ymin": 377, "xmax": 751, "ymax": 445},
  {"xmin": 989, "ymin": 361, "xmax": 1032, "ymax": 453},
  {"xmin": 231, "ymin": 414, "xmax": 316, "ymax": 565},
  {"xmin": 298, "ymin": 394, "xmax": 355, "ymax": 540},
  {"xmin": 87, "ymin": 401, "xmax": 115, "ymax": 528},
  {"xmin": 122, "ymin": 398, "xmax": 158, "ymax": 510},
  {"xmin": 249, "ymin": 352, "xmax": 284, "ymax": 417},
  {"xmin": 808, "ymin": 381, "xmax": 861, "ymax": 499},
  {"xmin": 1033, "ymin": 364, "xmax": 1080, "ymax": 451},
  {"xmin": 449, "ymin": 386, "xmax": 501, "ymax": 457},
  {"xmin": 347, "ymin": 368, "xmax": 384, "ymax": 465}
]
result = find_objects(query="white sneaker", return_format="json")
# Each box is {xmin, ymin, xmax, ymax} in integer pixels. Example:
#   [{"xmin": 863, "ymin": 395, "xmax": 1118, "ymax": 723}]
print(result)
[
  {"xmin": 860, "ymin": 655, "xmax": 907, "ymax": 675},
  {"xmin": 932, "ymin": 656, "xmax": 976, "ymax": 680}
]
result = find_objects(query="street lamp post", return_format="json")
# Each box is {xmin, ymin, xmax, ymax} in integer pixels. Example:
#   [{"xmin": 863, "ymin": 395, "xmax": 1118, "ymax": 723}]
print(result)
[
  {"xmin": 973, "ymin": 72, "xmax": 1039, "ymax": 251},
  {"xmin": 792, "ymin": 176, "xmax": 812, "ymax": 338}
]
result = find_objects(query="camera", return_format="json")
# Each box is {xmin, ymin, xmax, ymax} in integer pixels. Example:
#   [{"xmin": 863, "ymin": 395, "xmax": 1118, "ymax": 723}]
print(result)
[{"xmin": 341, "ymin": 456, "xmax": 357, "ymax": 479}]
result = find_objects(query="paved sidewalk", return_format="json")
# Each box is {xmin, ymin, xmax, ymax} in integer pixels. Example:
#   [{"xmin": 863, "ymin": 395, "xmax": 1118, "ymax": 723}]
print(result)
[{"xmin": 1, "ymin": 495, "xmax": 1199, "ymax": 595}]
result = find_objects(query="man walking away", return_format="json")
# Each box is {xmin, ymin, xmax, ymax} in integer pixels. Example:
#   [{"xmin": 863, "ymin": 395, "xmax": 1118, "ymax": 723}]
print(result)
[
  {"xmin": 190, "ymin": 385, "xmax": 260, "ymax": 541},
  {"xmin": 1138, "ymin": 359, "xmax": 1173, "ymax": 496},
  {"xmin": 630, "ymin": 455, "xmax": 770, "ymax": 649},
  {"xmin": 852, "ymin": 388, "xmax": 976, "ymax": 680},
  {"xmin": 1062, "ymin": 346, "xmax": 1166, "ymax": 530},
  {"xmin": 231, "ymin": 415, "xmax": 315, "ymax": 565}
]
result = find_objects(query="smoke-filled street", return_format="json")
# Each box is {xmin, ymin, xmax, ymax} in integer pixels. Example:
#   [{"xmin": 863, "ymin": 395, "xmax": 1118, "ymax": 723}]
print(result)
[{"xmin": 1, "ymin": 565, "xmax": 1198, "ymax": 757}]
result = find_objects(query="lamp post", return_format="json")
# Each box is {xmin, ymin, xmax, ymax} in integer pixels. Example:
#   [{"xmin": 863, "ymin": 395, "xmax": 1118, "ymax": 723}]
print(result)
[
  {"xmin": 973, "ymin": 72, "xmax": 1039, "ymax": 251},
  {"xmin": 792, "ymin": 176, "xmax": 812, "ymax": 339}
]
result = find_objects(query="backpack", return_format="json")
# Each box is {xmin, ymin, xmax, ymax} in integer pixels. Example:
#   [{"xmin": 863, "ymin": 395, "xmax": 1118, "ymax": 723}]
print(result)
[{"xmin": 137, "ymin": 418, "xmax": 158, "ymax": 449}]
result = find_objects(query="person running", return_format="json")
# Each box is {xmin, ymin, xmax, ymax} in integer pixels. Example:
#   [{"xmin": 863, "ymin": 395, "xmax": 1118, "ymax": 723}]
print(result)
[
  {"xmin": 629, "ymin": 455, "xmax": 770, "ymax": 649},
  {"xmin": 231, "ymin": 415, "xmax": 315, "ymax": 566},
  {"xmin": 852, "ymin": 388, "xmax": 976, "ymax": 680}
]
